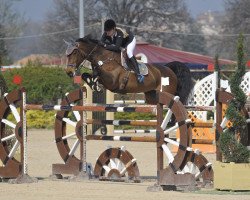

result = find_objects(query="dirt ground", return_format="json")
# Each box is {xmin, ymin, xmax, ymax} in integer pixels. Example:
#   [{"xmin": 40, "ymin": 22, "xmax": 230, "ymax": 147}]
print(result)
[{"xmin": 0, "ymin": 129, "xmax": 249, "ymax": 200}]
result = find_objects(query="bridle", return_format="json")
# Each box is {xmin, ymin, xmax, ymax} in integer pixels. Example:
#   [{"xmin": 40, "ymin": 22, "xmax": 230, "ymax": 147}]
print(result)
[{"xmin": 66, "ymin": 43, "xmax": 98, "ymax": 71}]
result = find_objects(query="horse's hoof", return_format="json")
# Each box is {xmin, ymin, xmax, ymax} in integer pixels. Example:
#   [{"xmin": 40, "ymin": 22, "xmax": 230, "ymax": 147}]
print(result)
[{"xmin": 86, "ymin": 78, "xmax": 92, "ymax": 84}]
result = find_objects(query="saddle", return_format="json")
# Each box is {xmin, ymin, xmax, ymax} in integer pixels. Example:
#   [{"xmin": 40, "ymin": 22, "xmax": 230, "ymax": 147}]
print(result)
[{"xmin": 121, "ymin": 51, "xmax": 148, "ymax": 76}]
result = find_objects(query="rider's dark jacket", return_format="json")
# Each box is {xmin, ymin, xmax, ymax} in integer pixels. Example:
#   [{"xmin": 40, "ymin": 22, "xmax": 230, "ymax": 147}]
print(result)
[{"xmin": 101, "ymin": 28, "xmax": 134, "ymax": 52}]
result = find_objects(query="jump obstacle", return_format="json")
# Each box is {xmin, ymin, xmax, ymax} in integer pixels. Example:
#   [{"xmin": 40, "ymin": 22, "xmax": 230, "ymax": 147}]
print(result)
[
  {"xmin": 109, "ymin": 97, "xmax": 217, "ymax": 153},
  {"xmin": 1, "ymin": 86, "xmax": 230, "ymax": 188},
  {"xmin": 109, "ymin": 72, "xmax": 250, "ymax": 153},
  {"xmin": 102, "ymin": 73, "xmax": 220, "ymax": 153}
]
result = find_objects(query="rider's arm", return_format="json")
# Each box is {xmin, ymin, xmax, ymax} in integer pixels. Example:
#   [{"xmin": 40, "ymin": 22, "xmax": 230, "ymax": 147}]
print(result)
[
  {"xmin": 105, "ymin": 31, "xmax": 123, "ymax": 52},
  {"xmin": 100, "ymin": 33, "xmax": 111, "ymax": 45},
  {"xmin": 100, "ymin": 32, "xmax": 107, "ymax": 43}
]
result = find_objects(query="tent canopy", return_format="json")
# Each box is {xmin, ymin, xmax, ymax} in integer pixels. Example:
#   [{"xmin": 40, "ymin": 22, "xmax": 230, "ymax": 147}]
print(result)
[{"xmin": 135, "ymin": 42, "xmax": 235, "ymax": 70}]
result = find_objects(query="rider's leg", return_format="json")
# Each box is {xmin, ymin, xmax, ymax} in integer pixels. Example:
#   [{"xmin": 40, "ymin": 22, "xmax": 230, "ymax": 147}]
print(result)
[
  {"xmin": 129, "ymin": 56, "xmax": 144, "ymax": 83},
  {"xmin": 127, "ymin": 38, "xmax": 144, "ymax": 83}
]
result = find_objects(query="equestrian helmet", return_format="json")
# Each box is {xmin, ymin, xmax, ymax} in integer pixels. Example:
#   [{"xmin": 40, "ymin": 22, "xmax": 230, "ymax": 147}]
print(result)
[{"xmin": 104, "ymin": 19, "xmax": 116, "ymax": 31}]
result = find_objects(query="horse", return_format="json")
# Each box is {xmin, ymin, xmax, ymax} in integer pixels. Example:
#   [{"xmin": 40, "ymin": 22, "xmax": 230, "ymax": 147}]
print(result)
[{"xmin": 65, "ymin": 35, "xmax": 193, "ymax": 105}]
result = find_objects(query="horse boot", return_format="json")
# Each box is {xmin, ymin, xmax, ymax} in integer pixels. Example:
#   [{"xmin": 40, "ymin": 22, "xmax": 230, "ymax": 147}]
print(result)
[{"xmin": 129, "ymin": 56, "xmax": 144, "ymax": 83}]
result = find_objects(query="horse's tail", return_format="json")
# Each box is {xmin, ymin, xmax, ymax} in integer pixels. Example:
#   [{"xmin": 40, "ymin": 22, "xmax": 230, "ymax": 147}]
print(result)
[{"xmin": 165, "ymin": 61, "xmax": 194, "ymax": 105}]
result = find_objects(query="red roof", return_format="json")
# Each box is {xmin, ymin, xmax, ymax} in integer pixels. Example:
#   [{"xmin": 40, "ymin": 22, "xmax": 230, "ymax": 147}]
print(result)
[{"xmin": 135, "ymin": 42, "xmax": 235, "ymax": 69}]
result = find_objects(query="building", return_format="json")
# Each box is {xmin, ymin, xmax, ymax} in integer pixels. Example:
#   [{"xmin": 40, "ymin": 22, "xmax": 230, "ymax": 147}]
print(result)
[
  {"xmin": 134, "ymin": 42, "xmax": 236, "ymax": 71},
  {"xmin": 14, "ymin": 54, "xmax": 66, "ymax": 66}
]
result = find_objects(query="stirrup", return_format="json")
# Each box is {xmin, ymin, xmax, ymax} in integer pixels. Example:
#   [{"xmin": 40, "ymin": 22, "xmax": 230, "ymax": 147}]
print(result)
[{"xmin": 137, "ymin": 74, "xmax": 144, "ymax": 83}]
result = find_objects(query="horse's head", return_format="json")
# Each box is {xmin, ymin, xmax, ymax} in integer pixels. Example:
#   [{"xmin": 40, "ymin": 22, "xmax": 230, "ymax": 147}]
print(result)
[
  {"xmin": 65, "ymin": 41, "xmax": 82, "ymax": 77},
  {"xmin": 65, "ymin": 35, "xmax": 98, "ymax": 77}
]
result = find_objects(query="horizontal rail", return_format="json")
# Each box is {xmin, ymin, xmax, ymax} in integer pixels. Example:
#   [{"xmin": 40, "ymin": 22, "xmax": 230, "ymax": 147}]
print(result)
[
  {"xmin": 114, "ymin": 100, "xmax": 145, "ymax": 104},
  {"xmin": 185, "ymin": 105, "xmax": 215, "ymax": 111},
  {"xmin": 87, "ymin": 119, "xmax": 213, "ymax": 128},
  {"xmin": 86, "ymin": 135, "xmax": 214, "ymax": 144},
  {"xmin": 86, "ymin": 135, "xmax": 157, "ymax": 143},
  {"xmin": 192, "ymin": 139, "xmax": 215, "ymax": 144},
  {"xmin": 25, "ymin": 104, "xmax": 156, "ymax": 113},
  {"xmin": 114, "ymin": 129, "xmax": 156, "ymax": 134},
  {"xmin": 87, "ymin": 119, "xmax": 157, "ymax": 126},
  {"xmin": 26, "ymin": 102, "xmax": 215, "ymax": 113},
  {"xmin": 190, "ymin": 122, "xmax": 214, "ymax": 128}
]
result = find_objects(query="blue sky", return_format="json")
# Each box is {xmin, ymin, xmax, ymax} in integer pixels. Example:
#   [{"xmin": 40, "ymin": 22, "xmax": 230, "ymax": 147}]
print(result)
[{"xmin": 13, "ymin": 0, "xmax": 225, "ymax": 21}]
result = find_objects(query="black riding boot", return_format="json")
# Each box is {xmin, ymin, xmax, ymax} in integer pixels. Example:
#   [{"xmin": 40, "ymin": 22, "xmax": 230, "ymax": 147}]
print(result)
[{"xmin": 129, "ymin": 56, "xmax": 144, "ymax": 83}]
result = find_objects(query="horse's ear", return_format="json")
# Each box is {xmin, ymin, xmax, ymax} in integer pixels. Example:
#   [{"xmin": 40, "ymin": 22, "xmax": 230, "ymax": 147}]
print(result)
[{"xmin": 75, "ymin": 42, "xmax": 80, "ymax": 47}]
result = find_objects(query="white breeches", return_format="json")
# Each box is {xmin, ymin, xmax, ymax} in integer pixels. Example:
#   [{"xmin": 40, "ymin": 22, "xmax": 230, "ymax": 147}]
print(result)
[{"xmin": 126, "ymin": 37, "xmax": 136, "ymax": 58}]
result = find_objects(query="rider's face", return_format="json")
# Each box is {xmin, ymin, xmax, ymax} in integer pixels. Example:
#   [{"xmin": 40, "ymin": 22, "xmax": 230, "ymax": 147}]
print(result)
[{"xmin": 106, "ymin": 28, "xmax": 116, "ymax": 37}]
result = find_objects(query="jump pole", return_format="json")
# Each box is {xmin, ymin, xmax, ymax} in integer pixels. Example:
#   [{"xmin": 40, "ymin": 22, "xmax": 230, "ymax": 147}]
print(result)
[
  {"xmin": 10, "ymin": 88, "xmax": 37, "ymax": 183},
  {"xmin": 25, "ymin": 104, "xmax": 157, "ymax": 113}
]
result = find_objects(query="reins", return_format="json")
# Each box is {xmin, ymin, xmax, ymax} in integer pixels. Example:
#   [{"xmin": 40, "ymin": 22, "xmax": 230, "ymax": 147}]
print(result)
[
  {"xmin": 67, "ymin": 41, "xmax": 125, "ymax": 76},
  {"xmin": 77, "ymin": 44, "xmax": 98, "ymax": 71}
]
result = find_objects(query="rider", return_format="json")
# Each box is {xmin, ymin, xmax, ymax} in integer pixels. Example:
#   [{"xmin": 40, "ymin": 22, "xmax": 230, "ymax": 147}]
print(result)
[{"xmin": 100, "ymin": 19, "xmax": 144, "ymax": 83}]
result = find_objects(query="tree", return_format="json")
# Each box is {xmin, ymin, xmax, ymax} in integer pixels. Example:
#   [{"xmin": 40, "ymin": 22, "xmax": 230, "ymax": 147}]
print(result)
[
  {"xmin": 41, "ymin": 0, "xmax": 100, "ymax": 55},
  {"xmin": 219, "ymin": 0, "xmax": 250, "ymax": 59},
  {"xmin": 0, "ymin": 24, "xmax": 9, "ymax": 65},
  {"xmin": 0, "ymin": 70, "xmax": 8, "ymax": 97},
  {"xmin": 0, "ymin": 0, "xmax": 27, "ymax": 65},
  {"xmin": 181, "ymin": 22, "xmax": 208, "ymax": 54},
  {"xmin": 219, "ymin": 34, "xmax": 249, "ymax": 163},
  {"xmin": 41, "ymin": 0, "xmax": 206, "ymax": 55},
  {"xmin": 131, "ymin": 0, "xmax": 207, "ymax": 53}
]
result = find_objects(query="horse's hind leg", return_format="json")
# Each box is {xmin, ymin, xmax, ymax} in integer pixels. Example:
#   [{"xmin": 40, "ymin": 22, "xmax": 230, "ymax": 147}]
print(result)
[{"xmin": 145, "ymin": 90, "xmax": 157, "ymax": 105}]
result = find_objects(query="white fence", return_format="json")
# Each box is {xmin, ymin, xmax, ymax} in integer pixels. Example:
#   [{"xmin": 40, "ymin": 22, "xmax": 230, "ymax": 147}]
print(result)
[{"xmin": 187, "ymin": 71, "xmax": 250, "ymax": 121}]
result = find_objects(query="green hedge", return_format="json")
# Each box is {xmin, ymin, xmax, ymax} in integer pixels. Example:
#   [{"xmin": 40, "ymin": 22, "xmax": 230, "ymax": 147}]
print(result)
[
  {"xmin": 26, "ymin": 110, "xmax": 56, "ymax": 129},
  {"xmin": 3, "ymin": 61, "xmax": 77, "ymax": 104},
  {"xmin": 7, "ymin": 110, "xmax": 56, "ymax": 129}
]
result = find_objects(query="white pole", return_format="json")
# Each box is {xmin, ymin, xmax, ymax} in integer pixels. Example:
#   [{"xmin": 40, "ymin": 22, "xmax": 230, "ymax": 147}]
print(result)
[
  {"xmin": 79, "ymin": 0, "xmax": 84, "ymax": 37},
  {"xmin": 213, "ymin": 71, "xmax": 218, "ymax": 124},
  {"xmin": 101, "ymin": 18, "xmax": 105, "ymax": 34},
  {"xmin": 22, "ymin": 90, "xmax": 28, "ymax": 175}
]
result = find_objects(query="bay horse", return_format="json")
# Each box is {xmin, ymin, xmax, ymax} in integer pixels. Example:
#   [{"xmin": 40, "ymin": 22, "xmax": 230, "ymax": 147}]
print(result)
[{"xmin": 65, "ymin": 35, "xmax": 193, "ymax": 105}]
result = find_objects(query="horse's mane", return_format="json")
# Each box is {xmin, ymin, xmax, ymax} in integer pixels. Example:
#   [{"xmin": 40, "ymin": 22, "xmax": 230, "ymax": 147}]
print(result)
[
  {"xmin": 76, "ymin": 34, "xmax": 99, "ymax": 45},
  {"xmin": 75, "ymin": 34, "xmax": 120, "ymax": 57}
]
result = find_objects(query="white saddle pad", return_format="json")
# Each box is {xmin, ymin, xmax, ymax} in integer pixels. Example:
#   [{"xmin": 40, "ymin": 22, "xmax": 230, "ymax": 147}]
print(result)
[{"xmin": 121, "ymin": 53, "xmax": 148, "ymax": 75}]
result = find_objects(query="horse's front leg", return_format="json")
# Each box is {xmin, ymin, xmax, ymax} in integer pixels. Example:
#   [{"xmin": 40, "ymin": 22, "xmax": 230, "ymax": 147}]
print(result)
[
  {"xmin": 81, "ymin": 73, "xmax": 94, "ymax": 88},
  {"xmin": 81, "ymin": 73, "xmax": 103, "ymax": 92}
]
